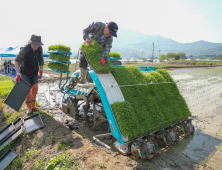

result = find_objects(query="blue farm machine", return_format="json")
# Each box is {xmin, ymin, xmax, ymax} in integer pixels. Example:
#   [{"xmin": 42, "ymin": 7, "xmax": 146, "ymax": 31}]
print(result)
[{"xmin": 45, "ymin": 51, "xmax": 195, "ymax": 160}]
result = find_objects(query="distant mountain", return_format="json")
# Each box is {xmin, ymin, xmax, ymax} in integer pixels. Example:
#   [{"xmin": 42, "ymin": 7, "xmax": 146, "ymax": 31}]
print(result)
[
  {"xmin": 111, "ymin": 30, "xmax": 222, "ymax": 57},
  {"xmin": 49, "ymin": 30, "xmax": 222, "ymax": 58}
]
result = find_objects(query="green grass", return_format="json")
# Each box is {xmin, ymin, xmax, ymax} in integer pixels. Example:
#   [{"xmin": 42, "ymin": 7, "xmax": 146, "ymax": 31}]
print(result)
[
  {"xmin": 111, "ymin": 67, "xmax": 191, "ymax": 140},
  {"xmin": 48, "ymin": 44, "xmax": 71, "ymax": 52},
  {"xmin": 109, "ymin": 52, "xmax": 120, "ymax": 58},
  {"xmin": 47, "ymin": 63, "xmax": 69, "ymax": 71},
  {"xmin": 45, "ymin": 152, "xmax": 79, "ymax": 170},
  {"xmin": 57, "ymin": 140, "xmax": 74, "ymax": 151},
  {"xmin": 80, "ymin": 40, "xmax": 113, "ymax": 72},
  {"xmin": 48, "ymin": 54, "xmax": 70, "ymax": 62},
  {"xmin": 7, "ymin": 112, "xmax": 20, "ymax": 124},
  {"xmin": 34, "ymin": 157, "xmax": 46, "ymax": 170},
  {"xmin": 3, "ymin": 112, "xmax": 10, "ymax": 119},
  {"xmin": 0, "ymin": 75, "xmax": 13, "ymax": 81},
  {"xmin": 0, "ymin": 80, "xmax": 14, "ymax": 98}
]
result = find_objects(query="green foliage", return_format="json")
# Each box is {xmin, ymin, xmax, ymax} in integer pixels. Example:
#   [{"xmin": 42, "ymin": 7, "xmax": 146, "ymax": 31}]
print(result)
[
  {"xmin": 0, "ymin": 75, "xmax": 13, "ymax": 81},
  {"xmin": 110, "ymin": 67, "xmax": 191, "ymax": 140},
  {"xmin": 47, "ymin": 63, "xmax": 69, "ymax": 71},
  {"xmin": 166, "ymin": 52, "xmax": 176, "ymax": 60},
  {"xmin": 0, "ymin": 141, "xmax": 16, "ymax": 157},
  {"xmin": 34, "ymin": 157, "xmax": 46, "ymax": 170},
  {"xmin": 7, "ymin": 112, "xmax": 20, "ymax": 124},
  {"xmin": 219, "ymin": 54, "xmax": 222, "ymax": 61},
  {"xmin": 57, "ymin": 140, "xmax": 74, "ymax": 151},
  {"xmin": 48, "ymin": 54, "xmax": 70, "ymax": 62},
  {"xmin": 0, "ymin": 80, "xmax": 14, "ymax": 98},
  {"xmin": 25, "ymin": 147, "xmax": 41, "ymax": 160},
  {"xmin": 159, "ymin": 54, "xmax": 167, "ymax": 62},
  {"xmin": 98, "ymin": 163, "xmax": 106, "ymax": 169},
  {"xmin": 45, "ymin": 152, "xmax": 79, "ymax": 170},
  {"xmin": 109, "ymin": 52, "xmax": 121, "ymax": 58},
  {"xmin": 80, "ymin": 40, "xmax": 113, "ymax": 72},
  {"xmin": 178, "ymin": 52, "xmax": 187, "ymax": 59},
  {"xmin": 7, "ymin": 156, "xmax": 23, "ymax": 169},
  {"xmin": 35, "ymin": 101, "xmax": 41, "ymax": 107},
  {"xmin": 48, "ymin": 44, "xmax": 71, "ymax": 52},
  {"xmin": 3, "ymin": 112, "xmax": 10, "ymax": 119}
]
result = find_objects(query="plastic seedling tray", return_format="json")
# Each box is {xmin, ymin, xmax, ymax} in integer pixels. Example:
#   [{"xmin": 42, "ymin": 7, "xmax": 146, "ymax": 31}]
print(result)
[
  {"xmin": 45, "ymin": 59, "xmax": 71, "ymax": 64},
  {"xmin": 0, "ymin": 127, "xmax": 23, "ymax": 151},
  {"xmin": 24, "ymin": 114, "xmax": 44, "ymax": 134},
  {"xmin": 4, "ymin": 79, "xmax": 32, "ymax": 112},
  {"xmin": 45, "ymin": 68, "xmax": 70, "ymax": 74},
  {"xmin": 0, "ymin": 149, "xmax": 18, "ymax": 170},
  {"xmin": 0, "ymin": 123, "xmax": 15, "ymax": 143},
  {"xmin": 47, "ymin": 50, "xmax": 72, "ymax": 55},
  {"xmin": 13, "ymin": 118, "xmax": 23, "ymax": 129}
]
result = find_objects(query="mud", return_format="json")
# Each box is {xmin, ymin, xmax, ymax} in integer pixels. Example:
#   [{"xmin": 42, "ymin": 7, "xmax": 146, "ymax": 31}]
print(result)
[{"xmin": 33, "ymin": 66, "xmax": 222, "ymax": 169}]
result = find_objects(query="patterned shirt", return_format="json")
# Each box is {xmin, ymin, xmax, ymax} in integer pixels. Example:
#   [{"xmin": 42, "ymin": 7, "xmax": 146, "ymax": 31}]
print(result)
[{"xmin": 83, "ymin": 22, "xmax": 113, "ymax": 60}]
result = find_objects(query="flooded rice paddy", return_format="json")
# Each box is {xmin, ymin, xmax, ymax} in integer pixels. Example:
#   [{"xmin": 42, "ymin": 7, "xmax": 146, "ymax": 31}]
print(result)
[{"xmin": 36, "ymin": 66, "xmax": 222, "ymax": 169}]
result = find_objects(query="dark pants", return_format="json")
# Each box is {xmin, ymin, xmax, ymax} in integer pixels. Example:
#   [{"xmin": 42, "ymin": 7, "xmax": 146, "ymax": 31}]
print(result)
[
  {"xmin": 78, "ymin": 51, "xmax": 88, "ymax": 70},
  {"xmin": 21, "ymin": 73, "xmax": 38, "ymax": 86},
  {"xmin": 7, "ymin": 65, "xmax": 10, "ymax": 73},
  {"xmin": 4, "ymin": 66, "xmax": 7, "ymax": 74}
]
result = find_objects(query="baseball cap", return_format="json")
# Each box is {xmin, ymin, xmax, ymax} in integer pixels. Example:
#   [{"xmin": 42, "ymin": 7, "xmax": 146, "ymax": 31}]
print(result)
[{"xmin": 107, "ymin": 22, "xmax": 118, "ymax": 37}]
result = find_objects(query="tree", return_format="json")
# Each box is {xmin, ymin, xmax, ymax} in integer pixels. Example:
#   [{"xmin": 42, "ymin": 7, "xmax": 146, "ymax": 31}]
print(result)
[
  {"xmin": 166, "ymin": 52, "xmax": 176, "ymax": 60},
  {"xmin": 178, "ymin": 52, "xmax": 187, "ymax": 59},
  {"xmin": 159, "ymin": 54, "xmax": 167, "ymax": 62},
  {"xmin": 175, "ymin": 55, "xmax": 180, "ymax": 60},
  {"xmin": 219, "ymin": 54, "xmax": 222, "ymax": 61}
]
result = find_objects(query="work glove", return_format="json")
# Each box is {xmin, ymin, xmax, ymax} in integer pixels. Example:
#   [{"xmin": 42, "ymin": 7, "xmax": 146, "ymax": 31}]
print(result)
[
  {"xmin": 100, "ymin": 57, "xmax": 106, "ymax": 67},
  {"xmin": 15, "ymin": 73, "xmax": 20, "ymax": 83},
  {"xmin": 85, "ymin": 38, "xmax": 91, "ymax": 45},
  {"xmin": 38, "ymin": 70, "xmax": 43, "ymax": 79}
]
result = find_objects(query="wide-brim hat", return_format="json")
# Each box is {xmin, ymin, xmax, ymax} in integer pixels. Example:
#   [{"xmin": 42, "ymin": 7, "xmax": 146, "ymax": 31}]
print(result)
[{"xmin": 27, "ymin": 34, "xmax": 44, "ymax": 46}]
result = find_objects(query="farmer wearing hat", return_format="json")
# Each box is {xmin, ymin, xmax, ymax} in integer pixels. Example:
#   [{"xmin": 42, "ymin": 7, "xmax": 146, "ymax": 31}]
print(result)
[
  {"xmin": 14, "ymin": 34, "xmax": 44, "ymax": 114},
  {"xmin": 78, "ymin": 21, "xmax": 118, "ymax": 83}
]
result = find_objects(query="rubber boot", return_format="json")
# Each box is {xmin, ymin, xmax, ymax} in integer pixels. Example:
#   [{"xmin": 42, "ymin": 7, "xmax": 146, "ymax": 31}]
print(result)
[
  {"xmin": 26, "ymin": 102, "xmax": 32, "ymax": 115},
  {"xmin": 78, "ymin": 68, "xmax": 87, "ymax": 84},
  {"xmin": 32, "ymin": 100, "xmax": 39, "ymax": 110}
]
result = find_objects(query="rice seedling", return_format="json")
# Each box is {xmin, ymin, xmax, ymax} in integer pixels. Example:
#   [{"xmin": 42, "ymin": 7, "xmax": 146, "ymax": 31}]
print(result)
[
  {"xmin": 209, "ymin": 136, "xmax": 211, "ymax": 140},
  {"xmin": 172, "ymin": 146, "xmax": 175, "ymax": 152},
  {"xmin": 47, "ymin": 63, "xmax": 69, "ymax": 72},
  {"xmin": 48, "ymin": 54, "xmax": 70, "ymax": 62},
  {"xmin": 201, "ymin": 158, "xmax": 207, "ymax": 164},
  {"xmin": 203, "ymin": 141, "xmax": 205, "ymax": 146},
  {"xmin": 48, "ymin": 44, "xmax": 71, "ymax": 52},
  {"xmin": 175, "ymin": 161, "xmax": 178, "ymax": 166},
  {"xmin": 161, "ymin": 153, "xmax": 164, "ymax": 159},
  {"xmin": 111, "ymin": 67, "xmax": 191, "ymax": 139},
  {"xmin": 186, "ymin": 152, "xmax": 188, "ymax": 157},
  {"xmin": 81, "ymin": 40, "xmax": 113, "ymax": 73},
  {"xmin": 109, "ymin": 52, "xmax": 121, "ymax": 58}
]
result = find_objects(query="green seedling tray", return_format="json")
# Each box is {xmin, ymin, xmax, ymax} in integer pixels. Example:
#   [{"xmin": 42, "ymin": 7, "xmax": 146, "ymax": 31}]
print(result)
[
  {"xmin": 45, "ymin": 68, "xmax": 70, "ymax": 74},
  {"xmin": 45, "ymin": 59, "xmax": 71, "ymax": 64},
  {"xmin": 47, "ymin": 51, "xmax": 72, "ymax": 55}
]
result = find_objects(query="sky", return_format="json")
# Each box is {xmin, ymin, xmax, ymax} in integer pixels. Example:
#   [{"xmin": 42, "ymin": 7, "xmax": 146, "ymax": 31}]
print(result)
[{"xmin": 0, "ymin": 0, "xmax": 222, "ymax": 48}]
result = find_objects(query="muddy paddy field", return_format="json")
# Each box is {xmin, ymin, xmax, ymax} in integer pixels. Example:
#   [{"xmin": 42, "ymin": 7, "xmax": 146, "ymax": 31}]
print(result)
[{"xmin": 1, "ymin": 66, "xmax": 222, "ymax": 169}]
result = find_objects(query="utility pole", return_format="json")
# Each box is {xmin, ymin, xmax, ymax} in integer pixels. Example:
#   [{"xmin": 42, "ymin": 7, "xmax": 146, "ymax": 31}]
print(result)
[{"xmin": 152, "ymin": 42, "xmax": 154, "ymax": 63}]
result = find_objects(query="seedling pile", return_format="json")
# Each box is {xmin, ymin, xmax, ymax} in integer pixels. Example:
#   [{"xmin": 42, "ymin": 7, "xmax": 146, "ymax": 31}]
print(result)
[
  {"xmin": 47, "ymin": 63, "xmax": 69, "ymax": 72},
  {"xmin": 48, "ymin": 54, "xmax": 70, "ymax": 62},
  {"xmin": 48, "ymin": 44, "xmax": 71, "ymax": 52},
  {"xmin": 80, "ymin": 40, "xmax": 113, "ymax": 72},
  {"xmin": 111, "ymin": 66, "xmax": 191, "ymax": 139},
  {"xmin": 47, "ymin": 44, "xmax": 71, "ymax": 72},
  {"xmin": 109, "ymin": 52, "xmax": 121, "ymax": 58}
]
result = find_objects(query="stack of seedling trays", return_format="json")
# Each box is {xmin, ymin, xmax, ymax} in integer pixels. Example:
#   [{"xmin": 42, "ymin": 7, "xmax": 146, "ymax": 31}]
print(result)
[
  {"xmin": 0, "ymin": 114, "xmax": 44, "ymax": 169},
  {"xmin": 45, "ymin": 44, "xmax": 72, "ymax": 74}
]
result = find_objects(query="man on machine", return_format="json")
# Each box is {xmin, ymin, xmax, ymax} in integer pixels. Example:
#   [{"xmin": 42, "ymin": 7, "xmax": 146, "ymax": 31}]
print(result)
[{"xmin": 78, "ymin": 21, "xmax": 118, "ymax": 84}]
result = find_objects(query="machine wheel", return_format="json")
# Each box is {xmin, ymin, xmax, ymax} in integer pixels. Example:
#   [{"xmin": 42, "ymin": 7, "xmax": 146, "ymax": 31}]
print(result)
[{"xmin": 62, "ymin": 98, "xmax": 79, "ymax": 120}]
